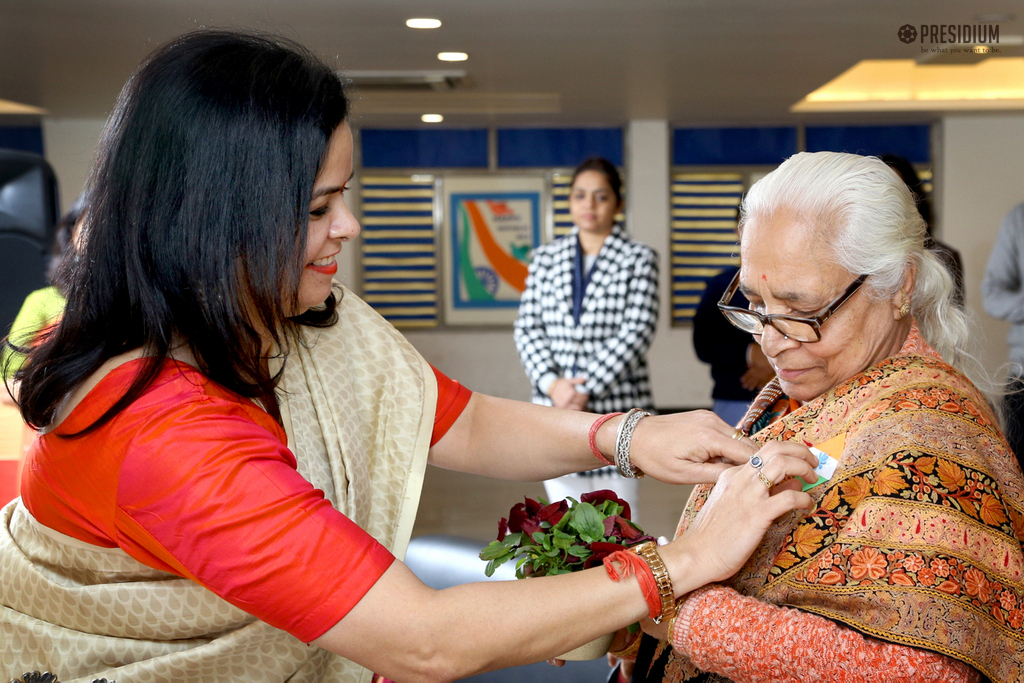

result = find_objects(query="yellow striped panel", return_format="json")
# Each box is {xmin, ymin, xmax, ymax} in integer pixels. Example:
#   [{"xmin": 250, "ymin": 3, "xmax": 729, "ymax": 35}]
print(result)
[
  {"xmin": 362, "ymin": 293, "xmax": 438, "ymax": 304},
  {"xmin": 671, "ymin": 173, "xmax": 743, "ymax": 182},
  {"xmin": 670, "ymin": 195, "xmax": 741, "ymax": 206},
  {"xmin": 361, "ymin": 202, "xmax": 433, "ymax": 212},
  {"xmin": 362, "ymin": 216, "xmax": 434, "ymax": 226},
  {"xmin": 674, "ymin": 281, "xmax": 706, "ymax": 291},
  {"xmin": 675, "ymin": 306, "xmax": 697, "ymax": 318},
  {"xmin": 361, "ymin": 176, "xmax": 434, "ymax": 185},
  {"xmin": 672, "ymin": 295, "xmax": 702, "ymax": 306},
  {"xmin": 671, "ymin": 219, "xmax": 737, "ymax": 228},
  {"xmin": 672, "ymin": 243, "xmax": 739, "ymax": 255},
  {"xmin": 672, "ymin": 255, "xmax": 739, "ymax": 266},
  {"xmin": 672, "ymin": 182, "xmax": 745, "ymax": 194},
  {"xmin": 672, "ymin": 266, "xmax": 730, "ymax": 278},
  {"xmin": 363, "ymin": 256, "xmax": 436, "ymax": 267},
  {"xmin": 363, "ymin": 280, "xmax": 435, "ymax": 291},
  {"xmin": 670, "ymin": 231, "xmax": 738, "ymax": 243},
  {"xmin": 361, "ymin": 189, "xmax": 435, "ymax": 199},
  {"xmin": 363, "ymin": 269, "xmax": 436, "ymax": 279},
  {"xmin": 671, "ymin": 207, "xmax": 738, "ymax": 217},
  {"xmin": 362, "ymin": 243, "xmax": 436, "ymax": 254},
  {"xmin": 361, "ymin": 229, "xmax": 435, "ymax": 240}
]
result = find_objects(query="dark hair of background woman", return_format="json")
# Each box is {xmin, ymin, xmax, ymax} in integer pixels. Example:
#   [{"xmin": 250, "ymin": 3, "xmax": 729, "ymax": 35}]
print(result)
[
  {"xmin": 571, "ymin": 156, "xmax": 623, "ymax": 206},
  {"xmin": 46, "ymin": 194, "xmax": 88, "ymax": 285},
  {"xmin": 881, "ymin": 153, "xmax": 933, "ymax": 231},
  {"xmin": 14, "ymin": 30, "xmax": 349, "ymax": 433}
]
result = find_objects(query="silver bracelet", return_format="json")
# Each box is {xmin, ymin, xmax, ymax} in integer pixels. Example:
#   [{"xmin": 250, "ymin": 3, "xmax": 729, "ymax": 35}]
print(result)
[{"xmin": 614, "ymin": 408, "xmax": 649, "ymax": 478}]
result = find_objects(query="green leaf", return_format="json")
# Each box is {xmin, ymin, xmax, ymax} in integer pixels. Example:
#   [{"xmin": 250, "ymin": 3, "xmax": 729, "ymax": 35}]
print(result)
[
  {"xmin": 479, "ymin": 541, "xmax": 510, "ymax": 561},
  {"xmin": 553, "ymin": 535, "xmax": 574, "ymax": 551},
  {"xmin": 567, "ymin": 545, "xmax": 591, "ymax": 559},
  {"xmin": 569, "ymin": 502, "xmax": 606, "ymax": 542}
]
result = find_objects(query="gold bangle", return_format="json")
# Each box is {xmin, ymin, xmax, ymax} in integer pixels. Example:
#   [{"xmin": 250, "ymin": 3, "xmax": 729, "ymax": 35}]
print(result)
[
  {"xmin": 632, "ymin": 541, "xmax": 675, "ymax": 624},
  {"xmin": 609, "ymin": 631, "xmax": 643, "ymax": 659}
]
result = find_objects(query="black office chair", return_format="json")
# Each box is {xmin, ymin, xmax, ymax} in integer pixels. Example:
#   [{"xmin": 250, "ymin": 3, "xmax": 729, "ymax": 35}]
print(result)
[{"xmin": 0, "ymin": 149, "xmax": 60, "ymax": 339}]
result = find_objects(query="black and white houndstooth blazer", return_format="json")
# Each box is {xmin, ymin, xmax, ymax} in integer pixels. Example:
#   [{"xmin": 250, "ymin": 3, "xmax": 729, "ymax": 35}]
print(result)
[{"xmin": 514, "ymin": 225, "xmax": 659, "ymax": 413}]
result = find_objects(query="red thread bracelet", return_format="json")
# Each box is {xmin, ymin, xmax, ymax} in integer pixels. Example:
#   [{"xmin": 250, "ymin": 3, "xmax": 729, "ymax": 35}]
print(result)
[
  {"xmin": 603, "ymin": 549, "xmax": 662, "ymax": 620},
  {"xmin": 588, "ymin": 412, "xmax": 622, "ymax": 465}
]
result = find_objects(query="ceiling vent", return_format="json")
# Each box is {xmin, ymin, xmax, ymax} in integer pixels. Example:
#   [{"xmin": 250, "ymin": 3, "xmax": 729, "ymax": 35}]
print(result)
[{"xmin": 345, "ymin": 70, "xmax": 469, "ymax": 92}]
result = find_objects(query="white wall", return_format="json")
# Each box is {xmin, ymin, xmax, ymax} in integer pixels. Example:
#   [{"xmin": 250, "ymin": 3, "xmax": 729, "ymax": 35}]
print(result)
[
  {"xmin": 42, "ymin": 118, "xmax": 106, "ymax": 211},
  {"xmin": 937, "ymin": 114, "xmax": 1024, "ymax": 378}
]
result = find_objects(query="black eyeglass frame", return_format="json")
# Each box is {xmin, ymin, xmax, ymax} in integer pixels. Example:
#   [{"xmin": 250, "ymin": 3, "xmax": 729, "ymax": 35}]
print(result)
[{"xmin": 717, "ymin": 270, "xmax": 869, "ymax": 343}]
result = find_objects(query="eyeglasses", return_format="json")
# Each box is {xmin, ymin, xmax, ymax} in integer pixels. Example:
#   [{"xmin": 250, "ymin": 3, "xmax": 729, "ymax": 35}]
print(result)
[{"xmin": 717, "ymin": 270, "xmax": 868, "ymax": 343}]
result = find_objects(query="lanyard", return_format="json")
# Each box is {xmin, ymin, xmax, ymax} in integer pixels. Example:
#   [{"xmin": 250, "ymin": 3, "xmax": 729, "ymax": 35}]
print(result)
[{"xmin": 572, "ymin": 236, "xmax": 596, "ymax": 327}]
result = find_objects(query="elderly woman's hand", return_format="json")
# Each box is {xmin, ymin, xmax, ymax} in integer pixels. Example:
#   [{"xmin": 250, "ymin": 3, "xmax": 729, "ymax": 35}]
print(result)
[
  {"xmin": 621, "ymin": 410, "xmax": 759, "ymax": 485},
  {"xmin": 663, "ymin": 441, "xmax": 818, "ymax": 589}
]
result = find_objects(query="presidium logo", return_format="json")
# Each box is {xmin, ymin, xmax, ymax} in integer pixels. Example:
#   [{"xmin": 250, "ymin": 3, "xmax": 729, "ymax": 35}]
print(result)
[{"xmin": 898, "ymin": 23, "xmax": 1000, "ymax": 45}]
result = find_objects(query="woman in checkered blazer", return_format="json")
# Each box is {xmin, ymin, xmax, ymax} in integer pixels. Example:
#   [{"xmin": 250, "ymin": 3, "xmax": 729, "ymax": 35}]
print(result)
[{"xmin": 514, "ymin": 157, "xmax": 660, "ymax": 506}]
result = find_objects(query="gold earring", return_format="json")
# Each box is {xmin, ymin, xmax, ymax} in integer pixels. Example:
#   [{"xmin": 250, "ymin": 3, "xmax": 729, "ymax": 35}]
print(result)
[{"xmin": 899, "ymin": 298, "xmax": 910, "ymax": 318}]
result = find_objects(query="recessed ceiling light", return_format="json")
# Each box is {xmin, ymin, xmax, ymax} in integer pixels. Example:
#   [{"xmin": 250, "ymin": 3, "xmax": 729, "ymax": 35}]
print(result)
[
  {"xmin": 406, "ymin": 18, "xmax": 442, "ymax": 29},
  {"xmin": 421, "ymin": 114, "xmax": 444, "ymax": 123},
  {"xmin": 438, "ymin": 52, "xmax": 468, "ymax": 62}
]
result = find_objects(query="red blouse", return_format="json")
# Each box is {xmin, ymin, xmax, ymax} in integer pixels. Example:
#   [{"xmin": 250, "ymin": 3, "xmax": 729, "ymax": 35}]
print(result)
[{"xmin": 21, "ymin": 359, "xmax": 470, "ymax": 642}]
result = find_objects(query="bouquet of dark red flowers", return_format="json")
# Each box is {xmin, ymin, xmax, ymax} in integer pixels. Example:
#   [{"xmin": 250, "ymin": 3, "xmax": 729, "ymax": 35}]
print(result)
[{"xmin": 480, "ymin": 490, "xmax": 656, "ymax": 578}]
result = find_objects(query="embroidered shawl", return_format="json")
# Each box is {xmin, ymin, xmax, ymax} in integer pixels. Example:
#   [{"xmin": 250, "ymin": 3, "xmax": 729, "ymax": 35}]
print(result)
[
  {"xmin": 0, "ymin": 285, "xmax": 436, "ymax": 683},
  {"xmin": 658, "ymin": 333, "xmax": 1024, "ymax": 683}
]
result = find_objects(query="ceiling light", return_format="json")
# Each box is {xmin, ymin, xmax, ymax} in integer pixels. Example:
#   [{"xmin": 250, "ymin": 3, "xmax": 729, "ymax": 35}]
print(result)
[
  {"xmin": 421, "ymin": 114, "xmax": 444, "ymax": 123},
  {"xmin": 0, "ymin": 98, "xmax": 46, "ymax": 115},
  {"xmin": 438, "ymin": 52, "xmax": 468, "ymax": 62},
  {"xmin": 406, "ymin": 18, "xmax": 441, "ymax": 29},
  {"xmin": 791, "ymin": 58, "xmax": 1024, "ymax": 112}
]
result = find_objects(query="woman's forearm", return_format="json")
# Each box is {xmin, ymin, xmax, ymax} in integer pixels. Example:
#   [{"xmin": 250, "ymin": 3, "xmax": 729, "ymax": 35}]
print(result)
[
  {"xmin": 428, "ymin": 393, "xmax": 606, "ymax": 479},
  {"xmin": 313, "ymin": 558, "xmax": 657, "ymax": 682}
]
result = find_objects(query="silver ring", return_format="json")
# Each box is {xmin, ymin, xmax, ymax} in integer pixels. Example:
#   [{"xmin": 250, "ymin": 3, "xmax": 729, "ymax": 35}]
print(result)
[
  {"xmin": 749, "ymin": 455, "xmax": 764, "ymax": 470},
  {"xmin": 757, "ymin": 472, "xmax": 774, "ymax": 489}
]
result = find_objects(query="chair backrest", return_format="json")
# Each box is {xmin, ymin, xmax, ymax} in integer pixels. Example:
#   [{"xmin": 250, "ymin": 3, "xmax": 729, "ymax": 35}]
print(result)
[{"xmin": 0, "ymin": 150, "xmax": 59, "ymax": 337}]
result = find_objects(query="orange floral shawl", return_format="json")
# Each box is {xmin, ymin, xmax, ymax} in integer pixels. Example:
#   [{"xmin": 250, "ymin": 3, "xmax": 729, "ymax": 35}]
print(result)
[{"xmin": 661, "ymin": 332, "xmax": 1024, "ymax": 682}]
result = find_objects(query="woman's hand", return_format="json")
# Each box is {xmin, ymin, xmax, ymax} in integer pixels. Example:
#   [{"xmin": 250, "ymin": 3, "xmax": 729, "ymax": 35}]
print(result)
[
  {"xmin": 548, "ymin": 377, "xmax": 589, "ymax": 411},
  {"xmin": 601, "ymin": 410, "xmax": 759, "ymax": 485},
  {"xmin": 660, "ymin": 441, "xmax": 818, "ymax": 593}
]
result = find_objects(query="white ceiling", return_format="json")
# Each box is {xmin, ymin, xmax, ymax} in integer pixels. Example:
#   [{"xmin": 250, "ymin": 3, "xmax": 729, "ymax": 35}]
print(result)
[{"xmin": 1, "ymin": 0, "xmax": 1020, "ymax": 127}]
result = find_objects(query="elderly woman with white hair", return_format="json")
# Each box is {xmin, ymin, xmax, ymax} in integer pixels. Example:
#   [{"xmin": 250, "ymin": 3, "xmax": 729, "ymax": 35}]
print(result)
[{"xmin": 625, "ymin": 152, "xmax": 1024, "ymax": 683}]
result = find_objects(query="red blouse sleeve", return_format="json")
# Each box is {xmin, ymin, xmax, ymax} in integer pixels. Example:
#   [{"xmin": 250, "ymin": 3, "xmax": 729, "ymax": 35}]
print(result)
[
  {"xmin": 671, "ymin": 585, "xmax": 980, "ymax": 683},
  {"xmin": 114, "ymin": 395, "xmax": 395, "ymax": 643},
  {"xmin": 431, "ymin": 365, "xmax": 472, "ymax": 446}
]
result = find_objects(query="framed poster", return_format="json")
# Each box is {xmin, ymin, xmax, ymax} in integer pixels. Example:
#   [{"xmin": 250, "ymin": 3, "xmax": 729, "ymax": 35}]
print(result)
[{"xmin": 442, "ymin": 175, "xmax": 544, "ymax": 325}]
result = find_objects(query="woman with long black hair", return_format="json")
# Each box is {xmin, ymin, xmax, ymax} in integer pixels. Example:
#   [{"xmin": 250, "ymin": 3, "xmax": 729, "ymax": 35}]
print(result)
[{"xmin": 0, "ymin": 31, "xmax": 817, "ymax": 682}]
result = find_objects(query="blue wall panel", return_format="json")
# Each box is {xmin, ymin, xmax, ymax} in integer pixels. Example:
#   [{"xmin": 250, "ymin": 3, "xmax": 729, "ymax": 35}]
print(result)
[
  {"xmin": 673, "ymin": 127, "xmax": 796, "ymax": 166},
  {"xmin": 805, "ymin": 125, "xmax": 930, "ymax": 163},
  {"xmin": 0, "ymin": 126, "xmax": 44, "ymax": 155},
  {"xmin": 361, "ymin": 129, "xmax": 488, "ymax": 168},
  {"xmin": 497, "ymin": 128, "xmax": 622, "ymax": 168}
]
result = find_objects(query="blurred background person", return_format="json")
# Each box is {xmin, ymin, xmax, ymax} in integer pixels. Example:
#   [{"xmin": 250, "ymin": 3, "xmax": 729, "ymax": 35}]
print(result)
[
  {"xmin": 514, "ymin": 156, "xmax": 659, "ymax": 513},
  {"xmin": 982, "ymin": 200, "xmax": 1024, "ymax": 468},
  {"xmin": 882, "ymin": 153, "xmax": 965, "ymax": 307},
  {"xmin": 1, "ymin": 194, "xmax": 85, "ymax": 405},
  {"xmin": 692, "ymin": 264, "xmax": 774, "ymax": 427}
]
